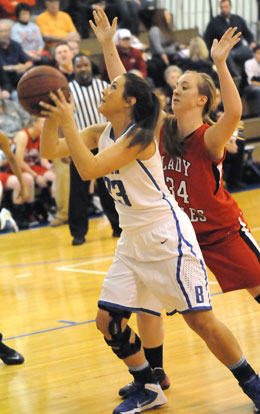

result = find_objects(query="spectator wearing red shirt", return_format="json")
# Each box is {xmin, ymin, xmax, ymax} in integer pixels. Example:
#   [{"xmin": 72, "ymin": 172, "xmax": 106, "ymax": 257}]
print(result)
[{"xmin": 102, "ymin": 28, "xmax": 147, "ymax": 82}]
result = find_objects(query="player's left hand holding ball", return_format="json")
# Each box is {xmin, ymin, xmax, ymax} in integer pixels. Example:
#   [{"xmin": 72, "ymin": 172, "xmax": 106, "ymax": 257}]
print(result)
[{"xmin": 40, "ymin": 89, "xmax": 75, "ymax": 122}]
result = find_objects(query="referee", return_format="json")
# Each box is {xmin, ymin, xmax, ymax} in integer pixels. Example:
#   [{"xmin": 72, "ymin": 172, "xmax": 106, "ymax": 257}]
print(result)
[{"xmin": 69, "ymin": 53, "xmax": 121, "ymax": 245}]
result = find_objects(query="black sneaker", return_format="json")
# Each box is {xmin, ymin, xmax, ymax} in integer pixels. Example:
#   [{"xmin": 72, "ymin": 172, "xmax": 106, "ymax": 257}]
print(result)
[
  {"xmin": 119, "ymin": 368, "xmax": 170, "ymax": 399},
  {"xmin": 0, "ymin": 334, "xmax": 24, "ymax": 365}
]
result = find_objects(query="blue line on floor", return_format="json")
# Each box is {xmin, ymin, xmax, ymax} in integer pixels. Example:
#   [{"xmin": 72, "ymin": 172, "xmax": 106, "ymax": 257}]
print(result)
[{"xmin": 3, "ymin": 319, "xmax": 96, "ymax": 341}]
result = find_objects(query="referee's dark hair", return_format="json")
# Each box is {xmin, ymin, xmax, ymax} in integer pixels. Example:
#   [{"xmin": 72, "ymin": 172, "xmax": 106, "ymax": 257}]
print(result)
[{"xmin": 72, "ymin": 53, "xmax": 90, "ymax": 65}]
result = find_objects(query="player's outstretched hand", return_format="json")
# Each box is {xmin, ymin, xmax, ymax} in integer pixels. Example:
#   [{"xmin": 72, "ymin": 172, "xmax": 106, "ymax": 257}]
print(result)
[
  {"xmin": 89, "ymin": 5, "xmax": 117, "ymax": 46},
  {"xmin": 211, "ymin": 27, "xmax": 241, "ymax": 66},
  {"xmin": 40, "ymin": 90, "xmax": 74, "ymax": 121}
]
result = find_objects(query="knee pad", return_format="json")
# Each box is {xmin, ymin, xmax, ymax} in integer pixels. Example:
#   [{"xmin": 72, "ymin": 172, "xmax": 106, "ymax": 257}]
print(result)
[
  {"xmin": 98, "ymin": 304, "xmax": 141, "ymax": 359},
  {"xmin": 105, "ymin": 325, "xmax": 141, "ymax": 359}
]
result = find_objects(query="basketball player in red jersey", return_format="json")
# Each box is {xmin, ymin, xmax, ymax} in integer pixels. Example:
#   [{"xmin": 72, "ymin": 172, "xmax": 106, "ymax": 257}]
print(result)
[{"xmin": 90, "ymin": 8, "xmax": 260, "ymax": 411}]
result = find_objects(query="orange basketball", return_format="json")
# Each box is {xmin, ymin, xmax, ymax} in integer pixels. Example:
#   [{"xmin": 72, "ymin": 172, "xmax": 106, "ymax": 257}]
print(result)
[{"xmin": 17, "ymin": 65, "xmax": 70, "ymax": 116}]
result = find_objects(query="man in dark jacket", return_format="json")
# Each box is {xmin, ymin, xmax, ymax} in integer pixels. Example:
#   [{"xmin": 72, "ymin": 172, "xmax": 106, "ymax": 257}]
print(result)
[{"xmin": 204, "ymin": 0, "xmax": 255, "ymax": 77}]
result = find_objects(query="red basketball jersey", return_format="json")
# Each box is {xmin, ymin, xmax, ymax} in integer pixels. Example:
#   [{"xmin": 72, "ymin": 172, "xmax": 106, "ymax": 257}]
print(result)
[
  {"xmin": 23, "ymin": 128, "xmax": 41, "ymax": 166},
  {"xmin": 159, "ymin": 123, "xmax": 245, "ymax": 246}
]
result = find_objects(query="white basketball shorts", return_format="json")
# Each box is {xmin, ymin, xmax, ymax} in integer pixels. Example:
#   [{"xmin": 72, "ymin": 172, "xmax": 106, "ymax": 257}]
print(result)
[{"xmin": 98, "ymin": 209, "xmax": 212, "ymax": 315}]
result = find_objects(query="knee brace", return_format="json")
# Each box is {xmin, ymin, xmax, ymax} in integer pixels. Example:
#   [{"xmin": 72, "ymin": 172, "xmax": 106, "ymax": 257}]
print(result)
[
  {"xmin": 105, "ymin": 325, "xmax": 141, "ymax": 359},
  {"xmin": 98, "ymin": 305, "xmax": 141, "ymax": 359}
]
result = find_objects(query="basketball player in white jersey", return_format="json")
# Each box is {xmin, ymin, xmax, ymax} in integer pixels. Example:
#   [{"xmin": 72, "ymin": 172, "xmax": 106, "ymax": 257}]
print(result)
[{"xmin": 39, "ymin": 58, "xmax": 260, "ymax": 413}]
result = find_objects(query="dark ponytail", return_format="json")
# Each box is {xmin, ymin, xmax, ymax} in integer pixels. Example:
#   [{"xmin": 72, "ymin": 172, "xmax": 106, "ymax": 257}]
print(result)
[{"xmin": 122, "ymin": 73, "xmax": 160, "ymax": 150}]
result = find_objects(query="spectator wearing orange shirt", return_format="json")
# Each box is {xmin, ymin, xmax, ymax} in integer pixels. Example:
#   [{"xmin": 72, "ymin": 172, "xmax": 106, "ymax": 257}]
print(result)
[{"xmin": 36, "ymin": 0, "xmax": 80, "ymax": 53}]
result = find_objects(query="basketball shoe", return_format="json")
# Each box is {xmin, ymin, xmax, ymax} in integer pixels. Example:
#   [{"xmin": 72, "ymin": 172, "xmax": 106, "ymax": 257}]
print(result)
[
  {"xmin": 113, "ymin": 383, "xmax": 167, "ymax": 414},
  {"xmin": 0, "ymin": 334, "xmax": 24, "ymax": 365},
  {"xmin": 240, "ymin": 374, "xmax": 260, "ymax": 412},
  {"xmin": 119, "ymin": 367, "xmax": 170, "ymax": 398},
  {"xmin": 0, "ymin": 208, "xmax": 18, "ymax": 233}
]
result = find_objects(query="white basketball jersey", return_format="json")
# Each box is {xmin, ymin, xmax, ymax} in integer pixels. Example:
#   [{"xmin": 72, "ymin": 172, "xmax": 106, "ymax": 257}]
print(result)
[{"xmin": 98, "ymin": 123, "xmax": 178, "ymax": 232}]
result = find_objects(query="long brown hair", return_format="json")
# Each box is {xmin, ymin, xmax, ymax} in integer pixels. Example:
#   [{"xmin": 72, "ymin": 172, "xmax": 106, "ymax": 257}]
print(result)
[
  {"xmin": 151, "ymin": 9, "xmax": 175, "ymax": 44},
  {"xmin": 162, "ymin": 71, "xmax": 216, "ymax": 158}
]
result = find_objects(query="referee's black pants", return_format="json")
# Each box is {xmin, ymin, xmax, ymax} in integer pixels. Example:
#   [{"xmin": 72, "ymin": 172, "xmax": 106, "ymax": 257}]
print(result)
[{"xmin": 69, "ymin": 159, "xmax": 121, "ymax": 239}]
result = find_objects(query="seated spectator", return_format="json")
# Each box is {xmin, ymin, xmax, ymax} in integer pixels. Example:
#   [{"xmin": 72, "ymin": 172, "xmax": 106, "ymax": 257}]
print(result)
[
  {"xmin": 149, "ymin": 8, "xmax": 177, "ymax": 66},
  {"xmin": 54, "ymin": 41, "xmax": 74, "ymax": 81},
  {"xmin": 0, "ymin": 63, "xmax": 12, "ymax": 99},
  {"xmin": 0, "ymin": 129, "xmax": 31, "ymax": 229},
  {"xmin": 113, "ymin": 28, "xmax": 148, "ymax": 52},
  {"xmin": 204, "ymin": 0, "xmax": 255, "ymax": 77},
  {"xmin": 74, "ymin": 1, "xmax": 112, "ymax": 39},
  {"xmin": 12, "ymin": 116, "xmax": 56, "ymax": 221},
  {"xmin": 48, "ymin": 41, "xmax": 74, "ymax": 227},
  {"xmin": 0, "ymin": 19, "xmax": 33, "ymax": 98},
  {"xmin": 178, "ymin": 36, "xmax": 219, "ymax": 87},
  {"xmin": 0, "ymin": 0, "xmax": 35, "ymax": 20},
  {"xmin": 211, "ymin": 92, "xmax": 247, "ymax": 190},
  {"xmin": 162, "ymin": 65, "xmax": 182, "ymax": 112},
  {"xmin": 10, "ymin": 2, "xmax": 52, "ymax": 66},
  {"xmin": 154, "ymin": 87, "xmax": 168, "ymax": 112},
  {"xmin": 115, "ymin": 0, "xmax": 140, "ymax": 36},
  {"xmin": 147, "ymin": 8, "xmax": 178, "ymax": 86},
  {"xmin": 240, "ymin": 44, "xmax": 260, "ymax": 117},
  {"xmin": 102, "ymin": 28, "xmax": 147, "ymax": 82},
  {"xmin": 67, "ymin": 39, "xmax": 80, "ymax": 57},
  {"xmin": 0, "ymin": 98, "xmax": 30, "ymax": 139},
  {"xmin": 223, "ymin": 125, "xmax": 247, "ymax": 190},
  {"xmin": 36, "ymin": 0, "xmax": 80, "ymax": 55}
]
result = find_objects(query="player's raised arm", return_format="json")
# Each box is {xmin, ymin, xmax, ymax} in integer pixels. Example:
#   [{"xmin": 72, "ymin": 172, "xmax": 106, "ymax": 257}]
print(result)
[
  {"xmin": 89, "ymin": 6, "xmax": 126, "ymax": 81},
  {"xmin": 204, "ymin": 27, "xmax": 243, "ymax": 158}
]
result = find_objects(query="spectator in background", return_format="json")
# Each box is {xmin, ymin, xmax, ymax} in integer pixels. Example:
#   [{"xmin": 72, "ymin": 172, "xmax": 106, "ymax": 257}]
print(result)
[
  {"xmin": 49, "ymin": 41, "xmax": 75, "ymax": 227},
  {"xmin": 67, "ymin": 39, "xmax": 80, "ymax": 57},
  {"xmin": 210, "ymin": 88, "xmax": 247, "ymax": 190},
  {"xmin": 149, "ymin": 8, "xmax": 177, "ymax": 66},
  {"xmin": 162, "ymin": 65, "xmax": 182, "ymax": 112},
  {"xmin": 54, "ymin": 41, "xmax": 74, "ymax": 81},
  {"xmin": 102, "ymin": 28, "xmax": 147, "ymax": 82},
  {"xmin": 0, "ymin": 0, "xmax": 35, "ymax": 20},
  {"xmin": 147, "ymin": 8, "xmax": 178, "ymax": 86},
  {"xmin": 0, "ymin": 129, "xmax": 30, "ymax": 229},
  {"xmin": 113, "ymin": 28, "xmax": 148, "ymax": 52},
  {"xmin": 10, "ymin": 3, "xmax": 52, "ymax": 66},
  {"xmin": 13, "ymin": 116, "xmax": 56, "ymax": 223},
  {"xmin": 154, "ymin": 87, "xmax": 168, "ymax": 112},
  {"xmin": 204, "ymin": 0, "xmax": 255, "ymax": 77},
  {"xmin": 178, "ymin": 36, "xmax": 219, "ymax": 87},
  {"xmin": 0, "ymin": 63, "xmax": 12, "ymax": 99},
  {"xmin": 0, "ymin": 19, "xmax": 33, "ymax": 98},
  {"xmin": 223, "ymin": 126, "xmax": 247, "ymax": 190},
  {"xmin": 36, "ymin": 0, "xmax": 80, "ymax": 54},
  {"xmin": 240, "ymin": 44, "xmax": 260, "ymax": 117},
  {"xmin": 115, "ymin": 0, "xmax": 140, "ymax": 36},
  {"xmin": 0, "ymin": 98, "xmax": 30, "ymax": 139}
]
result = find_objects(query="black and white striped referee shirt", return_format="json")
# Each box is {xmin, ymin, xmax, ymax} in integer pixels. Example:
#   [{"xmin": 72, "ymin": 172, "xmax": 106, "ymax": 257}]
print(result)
[{"xmin": 69, "ymin": 78, "xmax": 109, "ymax": 131}]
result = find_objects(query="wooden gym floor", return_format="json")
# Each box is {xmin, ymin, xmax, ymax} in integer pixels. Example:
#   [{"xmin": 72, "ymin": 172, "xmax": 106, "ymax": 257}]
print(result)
[{"xmin": 0, "ymin": 187, "xmax": 259, "ymax": 414}]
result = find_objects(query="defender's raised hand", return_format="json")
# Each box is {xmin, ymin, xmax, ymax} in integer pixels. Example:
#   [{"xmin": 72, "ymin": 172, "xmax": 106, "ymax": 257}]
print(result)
[
  {"xmin": 211, "ymin": 27, "xmax": 241, "ymax": 65},
  {"xmin": 89, "ymin": 6, "xmax": 117, "ymax": 46}
]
